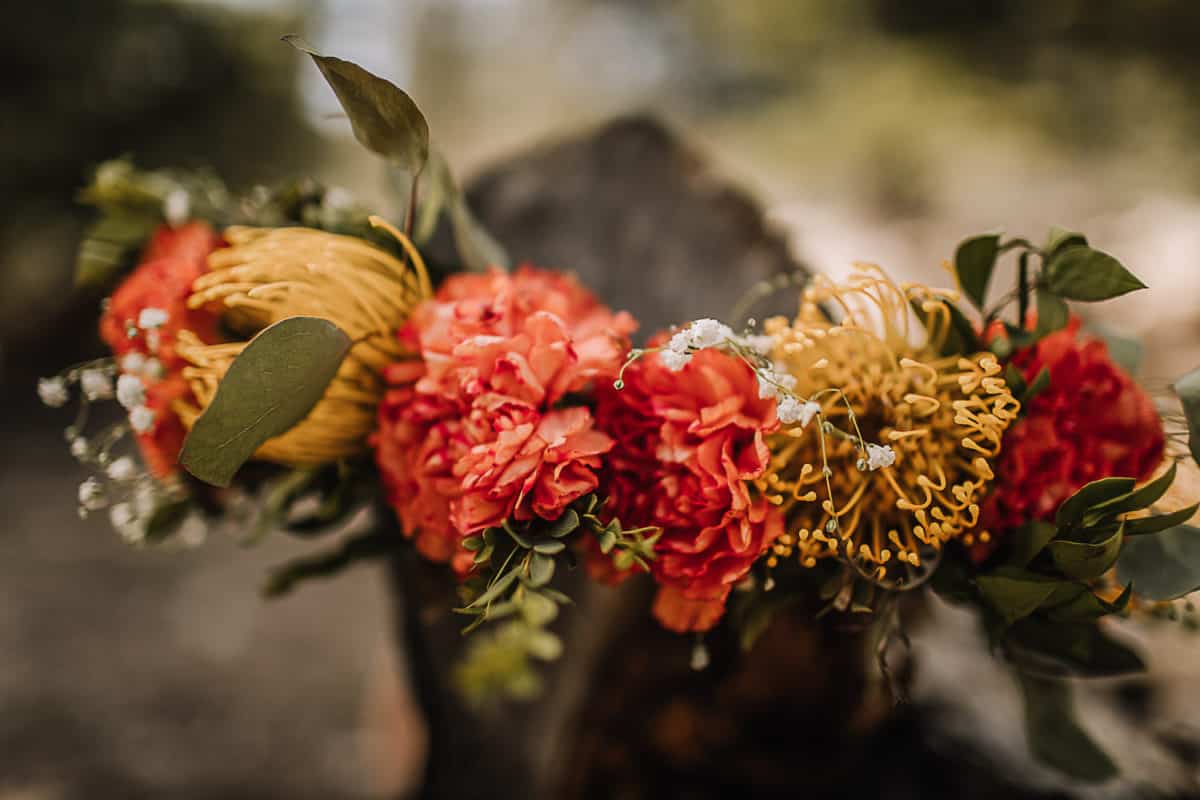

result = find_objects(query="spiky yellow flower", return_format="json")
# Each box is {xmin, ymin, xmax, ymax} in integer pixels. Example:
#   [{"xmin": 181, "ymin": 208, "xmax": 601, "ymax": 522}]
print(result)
[
  {"xmin": 756, "ymin": 265, "xmax": 1020, "ymax": 587},
  {"xmin": 174, "ymin": 218, "xmax": 431, "ymax": 466}
]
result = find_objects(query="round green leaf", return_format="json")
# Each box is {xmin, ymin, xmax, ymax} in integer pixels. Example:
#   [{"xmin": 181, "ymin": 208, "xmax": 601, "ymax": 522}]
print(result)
[
  {"xmin": 180, "ymin": 317, "xmax": 352, "ymax": 487},
  {"xmin": 1116, "ymin": 524, "xmax": 1200, "ymax": 600},
  {"xmin": 954, "ymin": 233, "xmax": 1001, "ymax": 310}
]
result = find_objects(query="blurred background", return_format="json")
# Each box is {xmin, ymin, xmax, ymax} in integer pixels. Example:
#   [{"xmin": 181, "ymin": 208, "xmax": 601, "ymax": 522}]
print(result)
[{"xmin": 3, "ymin": 0, "xmax": 1200, "ymax": 797}]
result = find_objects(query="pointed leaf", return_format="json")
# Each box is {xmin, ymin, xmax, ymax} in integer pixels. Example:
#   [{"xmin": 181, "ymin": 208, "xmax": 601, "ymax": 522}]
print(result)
[
  {"xmin": 954, "ymin": 233, "xmax": 1001, "ymax": 309},
  {"xmin": 1175, "ymin": 367, "xmax": 1200, "ymax": 467},
  {"xmin": 1021, "ymin": 367, "xmax": 1050, "ymax": 404},
  {"xmin": 1045, "ymin": 246, "xmax": 1146, "ymax": 301},
  {"xmin": 1088, "ymin": 463, "xmax": 1176, "ymax": 518},
  {"xmin": 1044, "ymin": 226, "xmax": 1088, "ymax": 258},
  {"xmin": 283, "ymin": 35, "xmax": 429, "ymax": 173},
  {"xmin": 1008, "ymin": 618, "xmax": 1145, "ymax": 677},
  {"xmin": 180, "ymin": 317, "xmax": 352, "ymax": 487},
  {"xmin": 1008, "ymin": 521, "xmax": 1057, "ymax": 567},
  {"xmin": 1035, "ymin": 288, "xmax": 1069, "ymax": 337},
  {"xmin": 1048, "ymin": 523, "xmax": 1124, "ymax": 580},
  {"xmin": 977, "ymin": 572, "xmax": 1062, "ymax": 625},
  {"xmin": 1123, "ymin": 504, "xmax": 1199, "ymax": 537},
  {"xmin": 1055, "ymin": 477, "xmax": 1136, "ymax": 528}
]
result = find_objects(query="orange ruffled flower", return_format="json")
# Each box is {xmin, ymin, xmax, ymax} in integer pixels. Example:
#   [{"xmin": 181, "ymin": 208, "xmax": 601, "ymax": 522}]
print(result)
[
  {"xmin": 98, "ymin": 222, "xmax": 222, "ymax": 477},
  {"xmin": 374, "ymin": 267, "xmax": 635, "ymax": 566},
  {"xmin": 593, "ymin": 344, "xmax": 784, "ymax": 633}
]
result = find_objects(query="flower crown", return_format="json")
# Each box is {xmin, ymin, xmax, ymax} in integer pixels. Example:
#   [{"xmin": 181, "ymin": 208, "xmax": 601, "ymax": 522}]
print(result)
[{"xmin": 41, "ymin": 38, "xmax": 1200, "ymax": 783}]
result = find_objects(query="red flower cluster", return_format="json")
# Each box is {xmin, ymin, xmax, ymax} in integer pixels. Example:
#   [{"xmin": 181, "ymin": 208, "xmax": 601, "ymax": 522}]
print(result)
[
  {"xmin": 373, "ymin": 267, "xmax": 635, "ymax": 568},
  {"xmin": 99, "ymin": 221, "xmax": 222, "ymax": 477},
  {"xmin": 592, "ymin": 344, "xmax": 783, "ymax": 632},
  {"xmin": 981, "ymin": 318, "xmax": 1164, "ymax": 539}
]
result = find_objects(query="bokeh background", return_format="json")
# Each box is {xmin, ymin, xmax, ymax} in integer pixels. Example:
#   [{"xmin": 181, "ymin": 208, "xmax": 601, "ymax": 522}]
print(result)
[{"xmin": 4, "ymin": 1, "xmax": 1200, "ymax": 797}]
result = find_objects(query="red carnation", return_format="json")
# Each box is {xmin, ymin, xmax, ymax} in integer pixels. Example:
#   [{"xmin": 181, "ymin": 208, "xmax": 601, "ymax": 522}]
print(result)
[
  {"xmin": 99, "ymin": 221, "xmax": 222, "ymax": 478},
  {"xmin": 980, "ymin": 318, "xmax": 1164, "ymax": 543},
  {"xmin": 592, "ymin": 344, "xmax": 783, "ymax": 633},
  {"xmin": 373, "ymin": 267, "xmax": 635, "ymax": 567}
]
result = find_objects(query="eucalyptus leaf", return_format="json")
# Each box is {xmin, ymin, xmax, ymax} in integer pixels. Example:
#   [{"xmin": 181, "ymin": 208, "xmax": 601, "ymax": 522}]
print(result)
[
  {"xmin": 1116, "ymin": 524, "xmax": 1200, "ymax": 600},
  {"xmin": 520, "ymin": 591, "xmax": 559, "ymax": 626},
  {"xmin": 1174, "ymin": 367, "xmax": 1200, "ymax": 466},
  {"xmin": 468, "ymin": 570, "xmax": 518, "ymax": 609},
  {"xmin": 1045, "ymin": 246, "xmax": 1146, "ymax": 301},
  {"xmin": 526, "ymin": 629, "xmax": 563, "ymax": 661},
  {"xmin": 1055, "ymin": 477, "xmax": 1136, "ymax": 528},
  {"xmin": 528, "ymin": 552, "xmax": 555, "ymax": 588},
  {"xmin": 1016, "ymin": 672, "xmax": 1118, "ymax": 782},
  {"xmin": 954, "ymin": 233, "xmax": 1001, "ymax": 310},
  {"xmin": 283, "ymin": 35, "xmax": 429, "ymax": 173},
  {"xmin": 545, "ymin": 509, "xmax": 580, "ymax": 539},
  {"xmin": 179, "ymin": 317, "xmax": 352, "ymax": 487}
]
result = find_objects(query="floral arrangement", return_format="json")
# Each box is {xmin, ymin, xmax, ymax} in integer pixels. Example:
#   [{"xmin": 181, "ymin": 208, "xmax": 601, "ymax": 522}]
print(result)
[{"xmin": 42, "ymin": 39, "xmax": 1200, "ymax": 783}]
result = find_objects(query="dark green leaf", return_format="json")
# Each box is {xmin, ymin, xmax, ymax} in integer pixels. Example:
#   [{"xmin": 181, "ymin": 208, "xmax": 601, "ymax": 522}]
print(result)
[
  {"xmin": 501, "ymin": 520, "xmax": 533, "ymax": 548},
  {"xmin": 911, "ymin": 297, "xmax": 982, "ymax": 357},
  {"xmin": 954, "ymin": 233, "xmax": 1001, "ymax": 309},
  {"xmin": 251, "ymin": 467, "xmax": 321, "ymax": 543},
  {"xmin": 468, "ymin": 570, "xmax": 518, "ymax": 609},
  {"xmin": 533, "ymin": 540, "xmax": 566, "ymax": 555},
  {"xmin": 283, "ymin": 36, "xmax": 429, "ymax": 173},
  {"xmin": 143, "ymin": 498, "xmax": 191, "ymax": 543},
  {"xmin": 1045, "ymin": 246, "xmax": 1146, "ymax": 301},
  {"xmin": 462, "ymin": 536, "xmax": 484, "ymax": 552},
  {"xmin": 1123, "ymin": 504, "xmax": 1199, "ymax": 536},
  {"xmin": 1055, "ymin": 477, "xmax": 1136, "ymax": 528},
  {"xmin": 1008, "ymin": 618, "xmax": 1145, "ymax": 677},
  {"xmin": 597, "ymin": 528, "xmax": 617, "ymax": 554},
  {"xmin": 180, "ymin": 317, "xmax": 352, "ymax": 487},
  {"xmin": 544, "ymin": 509, "xmax": 580, "ymax": 539},
  {"xmin": 1116, "ymin": 524, "xmax": 1200, "ymax": 600},
  {"xmin": 1044, "ymin": 583, "xmax": 1132, "ymax": 623},
  {"xmin": 263, "ymin": 530, "xmax": 391, "ymax": 597},
  {"xmin": 1003, "ymin": 364, "xmax": 1027, "ymax": 400},
  {"xmin": 1044, "ymin": 226, "xmax": 1088, "ymax": 258},
  {"xmin": 1048, "ymin": 523, "xmax": 1124, "ymax": 580},
  {"xmin": 1088, "ymin": 463, "xmax": 1176, "ymax": 518},
  {"xmin": 451, "ymin": 197, "xmax": 510, "ymax": 272},
  {"xmin": 977, "ymin": 571, "xmax": 1062, "ymax": 625},
  {"xmin": 528, "ymin": 552, "xmax": 555, "ymax": 588},
  {"xmin": 1035, "ymin": 288, "xmax": 1069, "ymax": 337},
  {"xmin": 1175, "ymin": 368, "xmax": 1200, "ymax": 466},
  {"xmin": 1007, "ymin": 521, "xmax": 1057, "ymax": 567},
  {"xmin": 1016, "ymin": 672, "xmax": 1118, "ymax": 782}
]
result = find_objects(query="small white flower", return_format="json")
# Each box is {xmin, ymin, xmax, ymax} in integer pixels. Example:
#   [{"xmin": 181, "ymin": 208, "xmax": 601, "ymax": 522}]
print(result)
[
  {"xmin": 665, "ymin": 331, "xmax": 691, "ymax": 354},
  {"xmin": 322, "ymin": 186, "xmax": 354, "ymax": 212},
  {"xmin": 120, "ymin": 352, "xmax": 147, "ymax": 374},
  {"xmin": 109, "ymin": 502, "xmax": 136, "ymax": 529},
  {"xmin": 138, "ymin": 307, "xmax": 169, "ymax": 330},
  {"xmin": 773, "ymin": 367, "xmax": 797, "ymax": 392},
  {"xmin": 143, "ymin": 358, "xmax": 165, "ymax": 379},
  {"xmin": 776, "ymin": 395, "xmax": 804, "ymax": 424},
  {"xmin": 797, "ymin": 400, "xmax": 821, "ymax": 429},
  {"xmin": 163, "ymin": 188, "xmax": 191, "ymax": 227},
  {"xmin": 740, "ymin": 334, "xmax": 775, "ymax": 356},
  {"xmin": 145, "ymin": 330, "xmax": 161, "ymax": 352},
  {"xmin": 78, "ymin": 478, "xmax": 107, "ymax": 510},
  {"xmin": 133, "ymin": 481, "xmax": 159, "ymax": 518},
  {"xmin": 686, "ymin": 318, "xmax": 734, "ymax": 350},
  {"xmin": 757, "ymin": 372, "xmax": 780, "ymax": 400},
  {"xmin": 116, "ymin": 374, "xmax": 146, "ymax": 410},
  {"xmin": 80, "ymin": 369, "xmax": 114, "ymax": 401},
  {"xmin": 38, "ymin": 376, "xmax": 69, "ymax": 408},
  {"xmin": 69, "ymin": 437, "xmax": 89, "ymax": 459},
  {"xmin": 129, "ymin": 405, "xmax": 156, "ymax": 433},
  {"xmin": 690, "ymin": 642, "xmax": 710, "ymax": 672},
  {"xmin": 659, "ymin": 348, "xmax": 691, "ymax": 372},
  {"xmin": 106, "ymin": 456, "xmax": 138, "ymax": 481},
  {"xmin": 178, "ymin": 515, "xmax": 208, "ymax": 548},
  {"xmin": 865, "ymin": 443, "xmax": 897, "ymax": 471}
]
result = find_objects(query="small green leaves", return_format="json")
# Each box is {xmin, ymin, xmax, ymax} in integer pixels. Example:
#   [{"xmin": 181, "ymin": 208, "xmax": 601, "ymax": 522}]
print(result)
[
  {"xmin": 1116, "ymin": 524, "xmax": 1200, "ymax": 600},
  {"xmin": 1174, "ymin": 367, "xmax": 1200, "ymax": 466},
  {"xmin": 1007, "ymin": 618, "xmax": 1145, "ymax": 677},
  {"xmin": 1020, "ymin": 367, "xmax": 1050, "ymax": 405},
  {"xmin": 1054, "ymin": 477, "xmax": 1136, "ymax": 528},
  {"xmin": 1047, "ymin": 523, "xmax": 1124, "ymax": 581},
  {"xmin": 263, "ymin": 530, "xmax": 392, "ymax": 597},
  {"xmin": 1044, "ymin": 246, "xmax": 1146, "ymax": 302},
  {"xmin": 180, "ymin": 317, "xmax": 352, "ymax": 487},
  {"xmin": 1016, "ymin": 672, "xmax": 1118, "ymax": 782},
  {"xmin": 1043, "ymin": 226, "xmax": 1088, "ymax": 259},
  {"xmin": 1035, "ymin": 288, "xmax": 1069, "ymax": 337},
  {"xmin": 283, "ymin": 36, "xmax": 429, "ymax": 174},
  {"xmin": 977, "ymin": 570, "xmax": 1061, "ymax": 625},
  {"xmin": 1007, "ymin": 521, "xmax": 1057, "ymax": 567},
  {"xmin": 954, "ymin": 232, "xmax": 1001, "ymax": 309}
]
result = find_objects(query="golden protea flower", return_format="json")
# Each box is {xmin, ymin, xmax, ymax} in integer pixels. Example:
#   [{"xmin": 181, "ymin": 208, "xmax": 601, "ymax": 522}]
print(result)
[
  {"xmin": 757, "ymin": 265, "xmax": 1020, "ymax": 587},
  {"xmin": 175, "ymin": 218, "xmax": 431, "ymax": 466}
]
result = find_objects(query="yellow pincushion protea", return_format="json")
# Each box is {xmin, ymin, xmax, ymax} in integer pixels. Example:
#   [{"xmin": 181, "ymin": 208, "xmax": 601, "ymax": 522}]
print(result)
[
  {"xmin": 174, "ymin": 218, "xmax": 431, "ymax": 466},
  {"xmin": 756, "ymin": 265, "xmax": 1020, "ymax": 587}
]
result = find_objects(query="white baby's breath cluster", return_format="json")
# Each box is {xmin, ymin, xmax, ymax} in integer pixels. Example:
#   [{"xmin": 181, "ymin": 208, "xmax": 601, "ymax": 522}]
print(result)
[
  {"xmin": 36, "ymin": 303, "xmax": 205, "ymax": 545},
  {"xmin": 616, "ymin": 317, "xmax": 898, "ymax": 472}
]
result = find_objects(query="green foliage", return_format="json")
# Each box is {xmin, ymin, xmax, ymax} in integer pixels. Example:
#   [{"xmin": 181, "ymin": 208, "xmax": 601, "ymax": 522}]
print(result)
[
  {"xmin": 1016, "ymin": 672, "xmax": 1118, "ymax": 782},
  {"xmin": 1034, "ymin": 287, "xmax": 1069, "ymax": 337},
  {"xmin": 1117, "ymin": 524, "xmax": 1200, "ymax": 600},
  {"xmin": 1175, "ymin": 367, "xmax": 1200, "ymax": 467},
  {"xmin": 954, "ymin": 232, "xmax": 1001, "ymax": 309},
  {"xmin": 248, "ymin": 461, "xmax": 373, "ymax": 544},
  {"xmin": 179, "ymin": 317, "xmax": 352, "ymax": 487},
  {"xmin": 263, "ymin": 529, "xmax": 393, "ymax": 597},
  {"xmin": 1043, "ymin": 226, "xmax": 1088, "ymax": 259},
  {"xmin": 1044, "ymin": 245, "xmax": 1147, "ymax": 301},
  {"xmin": 283, "ymin": 36, "xmax": 428, "ymax": 174}
]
